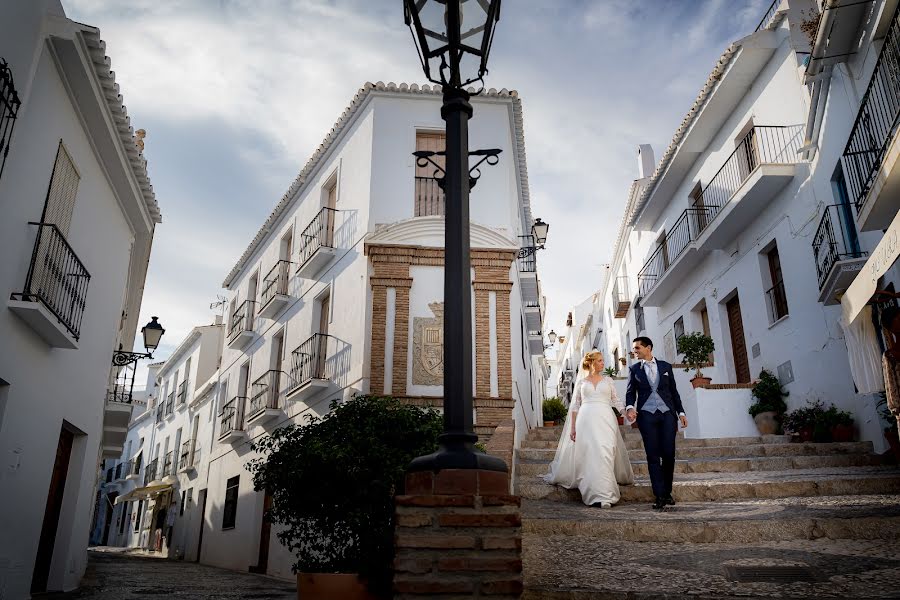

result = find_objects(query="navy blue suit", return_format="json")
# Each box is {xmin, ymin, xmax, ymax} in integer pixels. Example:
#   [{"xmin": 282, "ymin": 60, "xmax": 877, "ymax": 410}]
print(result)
[{"xmin": 625, "ymin": 360, "xmax": 684, "ymax": 499}]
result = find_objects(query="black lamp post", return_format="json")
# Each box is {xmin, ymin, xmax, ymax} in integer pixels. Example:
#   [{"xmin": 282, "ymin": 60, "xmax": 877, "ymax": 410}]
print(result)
[
  {"xmin": 544, "ymin": 329, "xmax": 557, "ymax": 350},
  {"xmin": 112, "ymin": 316, "xmax": 166, "ymax": 366},
  {"xmin": 404, "ymin": 0, "xmax": 505, "ymax": 472}
]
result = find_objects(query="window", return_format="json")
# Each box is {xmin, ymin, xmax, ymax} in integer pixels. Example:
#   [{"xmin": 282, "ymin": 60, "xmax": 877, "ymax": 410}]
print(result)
[
  {"xmin": 119, "ymin": 502, "xmax": 129, "ymax": 535},
  {"xmin": 674, "ymin": 317, "xmax": 685, "ymax": 341},
  {"xmin": 634, "ymin": 300, "xmax": 645, "ymax": 334},
  {"xmin": 414, "ymin": 131, "xmax": 446, "ymax": 216},
  {"xmin": 42, "ymin": 142, "xmax": 80, "ymax": 235},
  {"xmin": 222, "ymin": 476, "xmax": 239, "ymax": 529},
  {"xmin": 134, "ymin": 500, "xmax": 143, "ymax": 533},
  {"xmin": 765, "ymin": 245, "xmax": 788, "ymax": 322},
  {"xmin": 180, "ymin": 489, "xmax": 188, "ymax": 516}
]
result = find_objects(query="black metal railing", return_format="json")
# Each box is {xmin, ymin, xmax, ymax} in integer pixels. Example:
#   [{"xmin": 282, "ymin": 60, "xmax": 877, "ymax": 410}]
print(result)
[
  {"xmin": 122, "ymin": 459, "xmax": 134, "ymax": 479},
  {"xmin": 129, "ymin": 457, "xmax": 141, "ymax": 478},
  {"xmin": 518, "ymin": 235, "xmax": 537, "ymax": 272},
  {"xmin": 114, "ymin": 462, "xmax": 123, "ymax": 480},
  {"xmin": 165, "ymin": 392, "xmax": 174, "ymax": 416},
  {"xmin": 812, "ymin": 204, "xmax": 867, "ymax": 290},
  {"xmin": 106, "ymin": 387, "xmax": 132, "ymax": 404},
  {"xmin": 155, "ymin": 402, "xmax": 164, "ymax": 423},
  {"xmin": 177, "ymin": 380, "xmax": 187, "ymax": 405},
  {"xmin": 248, "ymin": 370, "xmax": 286, "ymax": 417},
  {"xmin": 179, "ymin": 439, "xmax": 196, "ymax": 470},
  {"xmin": 162, "ymin": 451, "xmax": 175, "ymax": 478},
  {"xmin": 144, "ymin": 458, "xmax": 158, "ymax": 485},
  {"xmin": 841, "ymin": 4, "xmax": 900, "ymax": 211},
  {"xmin": 524, "ymin": 300, "xmax": 541, "ymax": 309},
  {"xmin": 11, "ymin": 223, "xmax": 91, "ymax": 340},
  {"xmin": 527, "ymin": 330, "xmax": 542, "ymax": 337},
  {"xmin": 105, "ymin": 467, "xmax": 113, "ymax": 483},
  {"xmin": 637, "ymin": 208, "xmax": 709, "ymax": 296},
  {"xmin": 0, "ymin": 58, "xmax": 22, "ymax": 182},
  {"xmin": 219, "ymin": 397, "xmax": 246, "ymax": 439},
  {"xmin": 765, "ymin": 279, "xmax": 789, "ymax": 322},
  {"xmin": 754, "ymin": 0, "xmax": 780, "ymax": 32},
  {"xmin": 260, "ymin": 260, "xmax": 291, "ymax": 309},
  {"xmin": 613, "ymin": 276, "xmax": 631, "ymax": 317},
  {"xmin": 228, "ymin": 299, "xmax": 255, "ymax": 342},
  {"xmin": 415, "ymin": 176, "xmax": 445, "ymax": 216},
  {"xmin": 635, "ymin": 301, "xmax": 646, "ymax": 333},
  {"xmin": 297, "ymin": 207, "xmax": 337, "ymax": 270},
  {"xmin": 288, "ymin": 334, "xmax": 332, "ymax": 391}
]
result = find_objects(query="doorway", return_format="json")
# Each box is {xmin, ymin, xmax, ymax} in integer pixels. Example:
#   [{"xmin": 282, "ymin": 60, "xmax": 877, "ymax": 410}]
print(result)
[
  {"xmin": 316, "ymin": 292, "xmax": 330, "ymax": 379},
  {"xmin": 726, "ymin": 296, "xmax": 751, "ymax": 383},
  {"xmin": 101, "ymin": 492, "xmax": 118, "ymax": 545},
  {"xmin": 31, "ymin": 427, "xmax": 75, "ymax": 593},
  {"xmin": 195, "ymin": 489, "xmax": 207, "ymax": 563},
  {"xmin": 249, "ymin": 491, "xmax": 273, "ymax": 574}
]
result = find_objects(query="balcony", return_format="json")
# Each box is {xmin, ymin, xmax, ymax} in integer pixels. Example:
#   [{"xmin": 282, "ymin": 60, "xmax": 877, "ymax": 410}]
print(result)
[
  {"xmin": 527, "ymin": 330, "xmax": 544, "ymax": 356},
  {"xmin": 114, "ymin": 462, "xmax": 124, "ymax": 482},
  {"xmin": 105, "ymin": 466, "xmax": 114, "ymax": 484},
  {"xmin": 8, "ymin": 222, "xmax": 91, "ymax": 348},
  {"xmin": 612, "ymin": 276, "xmax": 631, "ymax": 318},
  {"xmin": 415, "ymin": 176, "xmax": 445, "ymax": 216},
  {"xmin": 841, "ymin": 4, "xmax": 900, "ymax": 232},
  {"xmin": 296, "ymin": 207, "xmax": 338, "ymax": 279},
  {"xmin": 178, "ymin": 439, "xmax": 197, "ymax": 474},
  {"xmin": 813, "ymin": 204, "xmax": 868, "ymax": 305},
  {"xmin": 164, "ymin": 392, "xmax": 175, "ymax": 419},
  {"xmin": 126, "ymin": 458, "xmax": 141, "ymax": 481},
  {"xmin": 155, "ymin": 403, "xmax": 165, "ymax": 424},
  {"xmin": 518, "ymin": 236, "xmax": 539, "ymax": 304},
  {"xmin": 102, "ymin": 387, "xmax": 132, "ymax": 458},
  {"xmin": 227, "ymin": 299, "xmax": 255, "ymax": 349},
  {"xmin": 286, "ymin": 334, "xmax": 334, "ymax": 402},
  {"xmin": 637, "ymin": 126, "xmax": 803, "ymax": 305},
  {"xmin": 524, "ymin": 300, "xmax": 542, "ymax": 332},
  {"xmin": 258, "ymin": 260, "xmax": 292, "ymax": 319},
  {"xmin": 247, "ymin": 370, "xmax": 287, "ymax": 426},
  {"xmin": 161, "ymin": 451, "xmax": 177, "ymax": 483},
  {"xmin": 143, "ymin": 458, "xmax": 158, "ymax": 486},
  {"xmin": 177, "ymin": 381, "xmax": 187, "ymax": 406},
  {"xmin": 219, "ymin": 397, "xmax": 248, "ymax": 443}
]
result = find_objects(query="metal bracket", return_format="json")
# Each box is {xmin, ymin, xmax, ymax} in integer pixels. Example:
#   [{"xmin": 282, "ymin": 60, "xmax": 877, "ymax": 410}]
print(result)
[{"xmin": 413, "ymin": 148, "xmax": 503, "ymax": 190}]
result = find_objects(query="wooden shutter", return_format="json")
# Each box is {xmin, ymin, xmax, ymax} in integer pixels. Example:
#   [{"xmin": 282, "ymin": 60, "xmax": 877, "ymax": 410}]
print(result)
[
  {"xmin": 726, "ymin": 296, "xmax": 751, "ymax": 383},
  {"xmin": 43, "ymin": 142, "xmax": 79, "ymax": 235}
]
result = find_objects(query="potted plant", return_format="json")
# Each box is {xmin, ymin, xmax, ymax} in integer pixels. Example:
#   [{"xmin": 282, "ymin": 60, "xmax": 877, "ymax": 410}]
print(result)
[
  {"xmin": 603, "ymin": 366, "xmax": 618, "ymax": 379},
  {"xmin": 247, "ymin": 395, "xmax": 442, "ymax": 600},
  {"xmin": 782, "ymin": 400, "xmax": 827, "ymax": 443},
  {"xmin": 748, "ymin": 369, "xmax": 788, "ymax": 435},
  {"xmin": 542, "ymin": 397, "xmax": 567, "ymax": 427},
  {"xmin": 825, "ymin": 406, "xmax": 855, "ymax": 443},
  {"xmin": 677, "ymin": 332, "xmax": 715, "ymax": 388}
]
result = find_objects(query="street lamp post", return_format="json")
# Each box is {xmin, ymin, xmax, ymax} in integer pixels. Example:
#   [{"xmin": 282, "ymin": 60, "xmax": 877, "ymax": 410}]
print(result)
[
  {"xmin": 110, "ymin": 316, "xmax": 165, "ymax": 405},
  {"xmin": 404, "ymin": 0, "xmax": 506, "ymax": 472}
]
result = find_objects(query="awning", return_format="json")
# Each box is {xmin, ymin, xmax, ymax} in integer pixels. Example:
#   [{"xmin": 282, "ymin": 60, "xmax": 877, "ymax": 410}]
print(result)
[
  {"xmin": 842, "ymin": 210, "xmax": 900, "ymax": 324},
  {"xmin": 114, "ymin": 484, "xmax": 172, "ymax": 505}
]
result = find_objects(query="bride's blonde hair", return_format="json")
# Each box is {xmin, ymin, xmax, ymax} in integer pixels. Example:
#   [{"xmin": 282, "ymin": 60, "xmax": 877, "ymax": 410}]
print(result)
[{"xmin": 581, "ymin": 350, "xmax": 603, "ymax": 372}]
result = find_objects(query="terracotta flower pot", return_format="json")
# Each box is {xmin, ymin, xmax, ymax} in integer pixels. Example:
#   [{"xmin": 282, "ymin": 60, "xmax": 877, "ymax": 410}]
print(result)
[
  {"xmin": 690, "ymin": 376, "xmax": 712, "ymax": 389},
  {"xmin": 753, "ymin": 411, "xmax": 779, "ymax": 435},
  {"xmin": 297, "ymin": 573, "xmax": 375, "ymax": 600},
  {"xmin": 797, "ymin": 426, "xmax": 814, "ymax": 443},
  {"xmin": 543, "ymin": 421, "xmax": 555, "ymax": 428},
  {"xmin": 831, "ymin": 424, "xmax": 854, "ymax": 443}
]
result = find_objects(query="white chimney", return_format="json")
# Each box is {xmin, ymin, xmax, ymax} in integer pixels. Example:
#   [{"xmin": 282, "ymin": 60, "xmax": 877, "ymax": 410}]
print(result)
[
  {"xmin": 214, "ymin": 314, "xmax": 223, "ymax": 326},
  {"xmin": 638, "ymin": 144, "xmax": 655, "ymax": 179}
]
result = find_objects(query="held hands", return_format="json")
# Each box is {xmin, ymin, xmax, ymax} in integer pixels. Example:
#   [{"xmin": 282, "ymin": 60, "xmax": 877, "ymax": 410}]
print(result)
[
  {"xmin": 625, "ymin": 407, "xmax": 637, "ymax": 423},
  {"xmin": 679, "ymin": 414, "xmax": 688, "ymax": 429}
]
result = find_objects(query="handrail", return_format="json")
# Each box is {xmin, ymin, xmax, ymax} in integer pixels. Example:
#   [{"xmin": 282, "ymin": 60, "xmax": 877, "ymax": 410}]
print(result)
[
  {"xmin": 754, "ymin": 0, "xmax": 780, "ymax": 32},
  {"xmin": 260, "ymin": 260, "xmax": 291, "ymax": 308},
  {"xmin": 297, "ymin": 207, "xmax": 338, "ymax": 269},
  {"xmin": 288, "ymin": 334, "xmax": 332, "ymax": 390},
  {"xmin": 248, "ymin": 370, "xmax": 285, "ymax": 416},
  {"xmin": 228, "ymin": 299, "xmax": 255, "ymax": 340},
  {"xmin": 812, "ymin": 204, "xmax": 867, "ymax": 290},
  {"xmin": 219, "ymin": 397, "xmax": 246, "ymax": 438}
]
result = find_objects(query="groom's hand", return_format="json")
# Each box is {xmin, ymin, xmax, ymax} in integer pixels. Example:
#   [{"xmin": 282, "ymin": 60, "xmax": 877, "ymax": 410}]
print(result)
[
  {"xmin": 679, "ymin": 414, "xmax": 688, "ymax": 429},
  {"xmin": 625, "ymin": 407, "xmax": 636, "ymax": 422}
]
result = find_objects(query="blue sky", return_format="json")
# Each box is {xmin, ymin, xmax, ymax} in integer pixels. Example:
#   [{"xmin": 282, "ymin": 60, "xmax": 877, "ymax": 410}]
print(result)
[{"xmin": 62, "ymin": 0, "xmax": 775, "ymax": 383}]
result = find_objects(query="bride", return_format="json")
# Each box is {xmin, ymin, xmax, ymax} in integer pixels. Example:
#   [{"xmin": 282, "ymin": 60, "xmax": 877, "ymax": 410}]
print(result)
[{"xmin": 542, "ymin": 350, "xmax": 634, "ymax": 507}]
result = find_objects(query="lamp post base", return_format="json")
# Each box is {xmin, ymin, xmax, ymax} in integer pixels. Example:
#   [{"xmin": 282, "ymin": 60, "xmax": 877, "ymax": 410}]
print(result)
[{"xmin": 408, "ymin": 432, "xmax": 508, "ymax": 473}]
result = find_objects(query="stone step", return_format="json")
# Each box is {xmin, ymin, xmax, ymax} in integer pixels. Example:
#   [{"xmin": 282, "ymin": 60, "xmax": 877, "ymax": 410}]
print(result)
[
  {"xmin": 519, "ymin": 434, "xmax": 792, "ymax": 453},
  {"xmin": 527, "ymin": 426, "xmax": 673, "ymax": 442},
  {"xmin": 515, "ymin": 466, "xmax": 900, "ymax": 503},
  {"xmin": 522, "ymin": 529, "xmax": 900, "ymax": 599},
  {"xmin": 521, "ymin": 495, "xmax": 900, "ymax": 542},
  {"xmin": 516, "ymin": 453, "xmax": 886, "ymax": 478}
]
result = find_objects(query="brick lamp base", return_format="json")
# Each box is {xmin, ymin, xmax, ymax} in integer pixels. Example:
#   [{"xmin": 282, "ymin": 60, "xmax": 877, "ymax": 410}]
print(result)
[{"xmin": 394, "ymin": 469, "xmax": 522, "ymax": 599}]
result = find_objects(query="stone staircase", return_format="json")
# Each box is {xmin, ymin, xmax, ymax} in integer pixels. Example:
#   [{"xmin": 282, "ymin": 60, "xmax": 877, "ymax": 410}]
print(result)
[{"xmin": 518, "ymin": 425, "xmax": 900, "ymax": 599}]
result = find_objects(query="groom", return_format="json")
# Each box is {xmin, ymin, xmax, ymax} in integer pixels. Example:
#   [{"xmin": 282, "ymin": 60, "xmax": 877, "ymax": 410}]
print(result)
[{"xmin": 625, "ymin": 336, "xmax": 688, "ymax": 510}]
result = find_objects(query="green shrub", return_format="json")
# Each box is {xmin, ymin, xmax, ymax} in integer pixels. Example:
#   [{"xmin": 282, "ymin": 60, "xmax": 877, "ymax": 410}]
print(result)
[
  {"xmin": 748, "ymin": 369, "xmax": 789, "ymax": 418},
  {"xmin": 246, "ymin": 395, "xmax": 442, "ymax": 597},
  {"xmin": 677, "ymin": 332, "xmax": 715, "ymax": 378},
  {"xmin": 542, "ymin": 397, "xmax": 567, "ymax": 423}
]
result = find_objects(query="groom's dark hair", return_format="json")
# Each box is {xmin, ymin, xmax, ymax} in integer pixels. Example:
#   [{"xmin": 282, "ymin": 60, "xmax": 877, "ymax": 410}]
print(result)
[{"xmin": 633, "ymin": 336, "xmax": 653, "ymax": 349}]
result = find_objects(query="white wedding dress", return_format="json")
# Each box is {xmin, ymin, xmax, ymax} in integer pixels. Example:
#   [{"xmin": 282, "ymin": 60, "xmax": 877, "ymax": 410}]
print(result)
[{"xmin": 542, "ymin": 376, "xmax": 634, "ymax": 505}]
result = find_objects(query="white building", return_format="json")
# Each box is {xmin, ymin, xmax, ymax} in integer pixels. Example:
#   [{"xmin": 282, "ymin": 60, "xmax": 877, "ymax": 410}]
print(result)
[
  {"xmin": 0, "ymin": 1, "xmax": 160, "ymax": 596},
  {"xmin": 93, "ymin": 322, "xmax": 224, "ymax": 560},
  {"xmin": 198, "ymin": 82, "xmax": 546, "ymax": 578},
  {"xmin": 591, "ymin": 0, "xmax": 900, "ymax": 450}
]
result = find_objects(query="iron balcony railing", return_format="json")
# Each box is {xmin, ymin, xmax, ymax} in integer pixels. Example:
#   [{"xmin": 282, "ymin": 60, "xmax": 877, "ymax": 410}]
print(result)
[
  {"xmin": 765, "ymin": 279, "xmax": 789, "ymax": 322},
  {"xmin": 177, "ymin": 381, "xmax": 187, "ymax": 405},
  {"xmin": 179, "ymin": 439, "xmax": 197, "ymax": 469},
  {"xmin": 288, "ymin": 334, "xmax": 333, "ymax": 391},
  {"xmin": 11, "ymin": 222, "xmax": 91, "ymax": 340},
  {"xmin": 123, "ymin": 459, "xmax": 134, "ymax": 478},
  {"xmin": 524, "ymin": 300, "xmax": 541, "ymax": 309},
  {"xmin": 637, "ymin": 126, "xmax": 803, "ymax": 297},
  {"xmin": 114, "ymin": 462, "xmax": 123, "ymax": 480},
  {"xmin": 754, "ymin": 0, "xmax": 780, "ymax": 32},
  {"xmin": 812, "ymin": 204, "xmax": 867, "ymax": 291},
  {"xmin": 106, "ymin": 386, "xmax": 132, "ymax": 404},
  {"xmin": 144, "ymin": 458, "xmax": 158, "ymax": 485},
  {"xmin": 219, "ymin": 397, "xmax": 246, "ymax": 439},
  {"xmin": 415, "ymin": 176, "xmax": 445, "ymax": 216},
  {"xmin": 841, "ymin": 3, "xmax": 900, "ymax": 211},
  {"xmin": 165, "ymin": 392, "xmax": 174, "ymax": 416},
  {"xmin": 0, "ymin": 57, "xmax": 22, "ymax": 182},
  {"xmin": 105, "ymin": 467, "xmax": 114, "ymax": 483},
  {"xmin": 228, "ymin": 299, "xmax": 255, "ymax": 342},
  {"xmin": 155, "ymin": 402, "xmax": 164, "ymax": 423},
  {"xmin": 128, "ymin": 457, "xmax": 141, "ymax": 478},
  {"xmin": 248, "ymin": 370, "xmax": 286, "ymax": 417},
  {"xmin": 297, "ymin": 207, "xmax": 337, "ymax": 270},
  {"xmin": 635, "ymin": 301, "xmax": 646, "ymax": 334},
  {"xmin": 162, "ymin": 451, "xmax": 175, "ymax": 478},
  {"xmin": 527, "ymin": 330, "xmax": 542, "ymax": 337},
  {"xmin": 613, "ymin": 276, "xmax": 631, "ymax": 317},
  {"xmin": 518, "ymin": 235, "xmax": 537, "ymax": 273},
  {"xmin": 260, "ymin": 260, "xmax": 291, "ymax": 309}
]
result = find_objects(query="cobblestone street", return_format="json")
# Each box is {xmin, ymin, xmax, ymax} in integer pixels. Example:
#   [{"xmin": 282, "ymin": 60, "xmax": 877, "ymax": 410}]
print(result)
[{"xmin": 55, "ymin": 549, "xmax": 296, "ymax": 599}]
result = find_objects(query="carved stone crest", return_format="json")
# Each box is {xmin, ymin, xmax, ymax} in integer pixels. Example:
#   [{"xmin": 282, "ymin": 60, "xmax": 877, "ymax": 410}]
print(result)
[{"xmin": 413, "ymin": 302, "xmax": 444, "ymax": 385}]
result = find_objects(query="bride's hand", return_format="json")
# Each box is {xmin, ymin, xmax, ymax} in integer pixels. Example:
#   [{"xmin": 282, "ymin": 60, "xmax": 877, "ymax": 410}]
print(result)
[{"xmin": 570, "ymin": 429, "xmax": 576, "ymax": 442}]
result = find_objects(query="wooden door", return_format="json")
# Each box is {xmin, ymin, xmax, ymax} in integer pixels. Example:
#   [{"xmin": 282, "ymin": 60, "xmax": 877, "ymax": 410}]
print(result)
[
  {"xmin": 102, "ymin": 492, "xmax": 118, "ymax": 545},
  {"xmin": 251, "ymin": 492, "xmax": 273, "ymax": 574},
  {"xmin": 726, "ymin": 296, "xmax": 751, "ymax": 383},
  {"xmin": 31, "ymin": 427, "xmax": 74, "ymax": 593},
  {"xmin": 324, "ymin": 182, "xmax": 337, "ymax": 247},
  {"xmin": 195, "ymin": 489, "xmax": 207, "ymax": 563},
  {"xmin": 316, "ymin": 294, "xmax": 330, "ymax": 379}
]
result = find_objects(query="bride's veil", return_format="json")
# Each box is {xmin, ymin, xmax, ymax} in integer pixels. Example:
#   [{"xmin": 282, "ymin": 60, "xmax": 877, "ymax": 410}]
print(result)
[{"xmin": 541, "ymin": 370, "xmax": 584, "ymax": 486}]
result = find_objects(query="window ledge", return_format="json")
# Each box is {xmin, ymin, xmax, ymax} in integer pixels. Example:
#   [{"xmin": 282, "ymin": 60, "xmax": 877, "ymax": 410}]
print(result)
[{"xmin": 768, "ymin": 314, "xmax": 789, "ymax": 330}]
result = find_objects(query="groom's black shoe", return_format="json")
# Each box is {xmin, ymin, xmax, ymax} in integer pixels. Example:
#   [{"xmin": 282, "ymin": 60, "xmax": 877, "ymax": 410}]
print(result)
[
  {"xmin": 664, "ymin": 495, "xmax": 676, "ymax": 506},
  {"xmin": 652, "ymin": 497, "xmax": 666, "ymax": 510}
]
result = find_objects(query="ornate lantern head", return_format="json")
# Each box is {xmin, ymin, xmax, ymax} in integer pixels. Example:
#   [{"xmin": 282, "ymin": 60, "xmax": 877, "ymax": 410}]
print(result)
[
  {"xmin": 531, "ymin": 217, "xmax": 549, "ymax": 247},
  {"xmin": 141, "ymin": 316, "xmax": 165, "ymax": 352}
]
